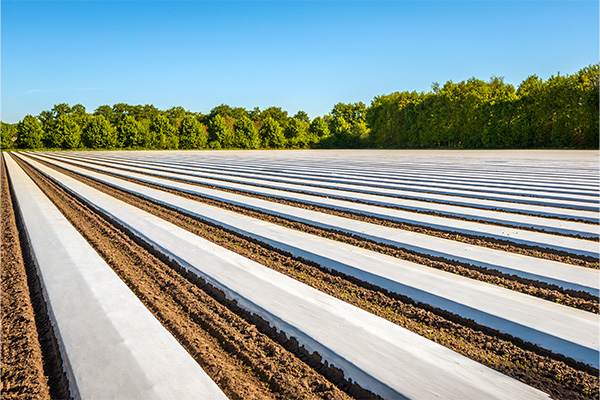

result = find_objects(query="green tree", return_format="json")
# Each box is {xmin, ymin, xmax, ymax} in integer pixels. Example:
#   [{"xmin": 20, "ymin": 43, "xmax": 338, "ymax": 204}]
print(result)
[
  {"xmin": 196, "ymin": 122, "xmax": 208, "ymax": 149},
  {"xmin": 111, "ymin": 103, "xmax": 139, "ymax": 126},
  {"xmin": 150, "ymin": 115, "xmax": 178, "ymax": 149},
  {"xmin": 208, "ymin": 115, "xmax": 234, "ymax": 148},
  {"xmin": 38, "ymin": 110, "xmax": 54, "ymax": 126},
  {"xmin": 320, "ymin": 116, "xmax": 351, "ymax": 148},
  {"xmin": 512, "ymin": 75, "xmax": 543, "ymax": 148},
  {"xmin": 575, "ymin": 64, "xmax": 599, "ymax": 147},
  {"xmin": 0, "ymin": 121, "xmax": 17, "ymax": 150},
  {"xmin": 140, "ymin": 104, "xmax": 160, "ymax": 120},
  {"xmin": 259, "ymin": 116, "xmax": 286, "ymax": 148},
  {"xmin": 179, "ymin": 115, "xmax": 205, "ymax": 149},
  {"xmin": 117, "ymin": 115, "xmax": 151, "ymax": 149},
  {"xmin": 350, "ymin": 121, "xmax": 370, "ymax": 146},
  {"xmin": 1, "ymin": 122, "xmax": 16, "ymax": 150},
  {"xmin": 50, "ymin": 103, "xmax": 73, "ymax": 119},
  {"xmin": 293, "ymin": 110, "xmax": 311, "ymax": 124},
  {"xmin": 94, "ymin": 105, "xmax": 116, "ymax": 125},
  {"xmin": 38, "ymin": 103, "xmax": 77, "ymax": 147},
  {"xmin": 233, "ymin": 115, "xmax": 260, "ymax": 149},
  {"xmin": 17, "ymin": 116, "xmax": 44, "ymax": 149},
  {"xmin": 46, "ymin": 114, "xmax": 81, "ymax": 149},
  {"xmin": 284, "ymin": 118, "xmax": 309, "ymax": 148},
  {"xmin": 165, "ymin": 106, "xmax": 187, "ymax": 129},
  {"xmin": 82, "ymin": 115, "xmax": 117, "ymax": 149},
  {"xmin": 208, "ymin": 104, "xmax": 249, "ymax": 122},
  {"xmin": 248, "ymin": 107, "xmax": 262, "ymax": 121},
  {"xmin": 366, "ymin": 92, "xmax": 422, "ymax": 148},
  {"xmin": 308, "ymin": 116, "xmax": 330, "ymax": 146},
  {"xmin": 70, "ymin": 104, "xmax": 89, "ymax": 128},
  {"xmin": 331, "ymin": 102, "xmax": 367, "ymax": 125},
  {"xmin": 260, "ymin": 107, "xmax": 289, "ymax": 131},
  {"xmin": 8, "ymin": 64, "xmax": 597, "ymax": 152}
]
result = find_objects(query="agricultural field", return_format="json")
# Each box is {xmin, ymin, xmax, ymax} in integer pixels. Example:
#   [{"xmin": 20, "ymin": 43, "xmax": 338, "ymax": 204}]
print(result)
[{"xmin": 1, "ymin": 149, "xmax": 598, "ymax": 400}]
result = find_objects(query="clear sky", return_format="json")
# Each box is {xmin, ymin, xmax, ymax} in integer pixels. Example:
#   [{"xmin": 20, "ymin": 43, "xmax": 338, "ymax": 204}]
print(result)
[{"xmin": 1, "ymin": 0, "xmax": 598, "ymax": 123}]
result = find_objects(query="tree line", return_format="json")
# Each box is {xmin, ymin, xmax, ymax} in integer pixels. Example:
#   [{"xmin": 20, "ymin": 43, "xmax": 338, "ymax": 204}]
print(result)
[{"xmin": 2, "ymin": 63, "xmax": 597, "ymax": 151}]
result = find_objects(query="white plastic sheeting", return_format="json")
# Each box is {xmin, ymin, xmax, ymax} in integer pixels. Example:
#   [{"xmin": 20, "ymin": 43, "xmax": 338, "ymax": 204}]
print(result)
[
  {"xmin": 28, "ymin": 153, "xmax": 600, "ymax": 295},
  {"xmin": 19, "ymin": 154, "xmax": 599, "ymax": 369},
  {"xmin": 149, "ymin": 158, "xmax": 599, "ymax": 197},
  {"xmin": 52, "ymin": 153, "xmax": 600, "ymax": 238},
  {"xmin": 56, "ymin": 152, "xmax": 600, "ymax": 221},
  {"xmin": 4, "ymin": 154, "xmax": 227, "ymax": 400},
  {"xmin": 12, "ymin": 154, "xmax": 552, "ymax": 400},
  {"xmin": 67, "ymin": 152, "xmax": 600, "ymax": 206},
  {"xmin": 117, "ymin": 150, "xmax": 597, "ymax": 187},
  {"xmin": 47, "ymin": 153, "xmax": 600, "ymax": 255}
]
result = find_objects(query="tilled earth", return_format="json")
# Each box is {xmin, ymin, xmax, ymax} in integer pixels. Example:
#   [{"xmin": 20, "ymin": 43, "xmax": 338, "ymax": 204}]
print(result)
[
  {"xmin": 7, "ymin": 155, "xmax": 354, "ymax": 400},
  {"xmin": 39, "ymin": 156, "xmax": 600, "ymax": 310},
  {"xmin": 2, "ymin": 153, "xmax": 599, "ymax": 400},
  {"xmin": 1, "ymin": 157, "xmax": 69, "ymax": 400},
  {"xmin": 54, "ymin": 155, "xmax": 600, "ymax": 264}
]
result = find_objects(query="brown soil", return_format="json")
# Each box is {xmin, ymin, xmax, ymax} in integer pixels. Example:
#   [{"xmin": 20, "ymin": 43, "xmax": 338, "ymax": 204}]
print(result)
[
  {"xmin": 167, "ymin": 177, "xmax": 600, "ymax": 267},
  {"xmin": 1, "ymin": 154, "xmax": 70, "ymax": 400},
  {"xmin": 18, "ymin": 154, "xmax": 600, "ymax": 399},
  {"xmin": 65, "ymin": 155, "xmax": 600, "ymax": 230},
  {"xmin": 46, "ymin": 154, "xmax": 599, "ymax": 268},
  {"xmin": 32, "ymin": 155, "xmax": 598, "ymax": 311},
  {"xmin": 13, "ymin": 155, "xmax": 355, "ymax": 400}
]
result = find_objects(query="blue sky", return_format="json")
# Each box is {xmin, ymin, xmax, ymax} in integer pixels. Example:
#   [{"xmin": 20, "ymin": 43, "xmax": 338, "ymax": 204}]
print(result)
[{"xmin": 2, "ymin": 0, "xmax": 598, "ymax": 123}]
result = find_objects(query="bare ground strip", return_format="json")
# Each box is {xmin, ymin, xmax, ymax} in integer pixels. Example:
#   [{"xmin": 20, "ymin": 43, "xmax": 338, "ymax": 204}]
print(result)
[
  {"xmin": 43, "ymin": 154, "xmax": 600, "ymax": 267},
  {"xmin": 1, "ymin": 154, "xmax": 70, "ymax": 400},
  {"xmin": 16, "ymin": 154, "xmax": 600, "ymax": 400},
  {"xmin": 32, "ymin": 155, "xmax": 599, "ymax": 310},
  {"xmin": 13, "ymin": 155, "xmax": 358, "ymax": 400}
]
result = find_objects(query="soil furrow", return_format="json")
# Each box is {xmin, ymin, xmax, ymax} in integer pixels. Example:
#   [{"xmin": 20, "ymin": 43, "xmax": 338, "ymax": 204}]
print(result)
[
  {"xmin": 19, "ymin": 155, "xmax": 600, "ymax": 399},
  {"xmin": 1, "ymin": 155, "xmax": 50, "ymax": 399},
  {"xmin": 32, "ymin": 155, "xmax": 599, "ymax": 309},
  {"xmin": 60, "ymin": 155, "xmax": 600, "ymax": 228},
  {"xmin": 13, "ymin": 155, "xmax": 355, "ymax": 400},
  {"xmin": 44, "ymin": 155, "xmax": 600, "ymax": 267},
  {"xmin": 1, "ymin": 154, "xmax": 71, "ymax": 400}
]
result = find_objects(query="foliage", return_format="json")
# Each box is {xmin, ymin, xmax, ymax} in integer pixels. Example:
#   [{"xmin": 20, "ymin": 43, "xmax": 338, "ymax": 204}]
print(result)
[
  {"xmin": 1, "ymin": 124, "xmax": 14, "ymax": 150},
  {"xmin": 82, "ymin": 115, "xmax": 117, "ymax": 149},
  {"xmin": 259, "ymin": 107, "xmax": 289, "ymax": 131},
  {"xmin": 365, "ymin": 64, "xmax": 598, "ymax": 149},
  {"xmin": 208, "ymin": 104, "xmax": 249, "ymax": 123},
  {"xmin": 165, "ymin": 106, "xmax": 187, "ymax": 129},
  {"xmin": 320, "ymin": 116, "xmax": 364, "ymax": 148},
  {"xmin": 308, "ymin": 117, "xmax": 330, "ymax": 144},
  {"xmin": 284, "ymin": 119, "xmax": 309, "ymax": 148},
  {"xmin": 331, "ymin": 102, "xmax": 367, "ymax": 125},
  {"xmin": 0, "ymin": 122, "xmax": 17, "ymax": 150},
  {"xmin": 259, "ymin": 116, "xmax": 286, "ymax": 148},
  {"xmin": 233, "ymin": 116, "xmax": 260, "ymax": 149},
  {"xmin": 45, "ymin": 114, "xmax": 81, "ymax": 149},
  {"xmin": 16, "ymin": 116, "xmax": 44, "ymax": 149},
  {"xmin": 117, "ymin": 115, "xmax": 146, "ymax": 148},
  {"xmin": 8, "ymin": 63, "xmax": 598, "ymax": 151},
  {"xmin": 150, "ymin": 115, "xmax": 178, "ymax": 149},
  {"xmin": 293, "ymin": 110, "xmax": 311, "ymax": 124},
  {"xmin": 2, "ymin": 122, "xmax": 17, "ymax": 150},
  {"xmin": 179, "ymin": 115, "xmax": 207, "ymax": 149},
  {"xmin": 208, "ymin": 114, "xmax": 234, "ymax": 149}
]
